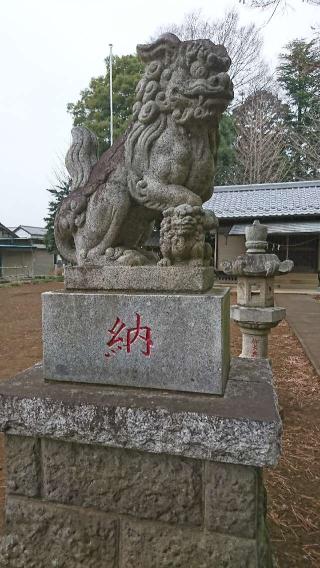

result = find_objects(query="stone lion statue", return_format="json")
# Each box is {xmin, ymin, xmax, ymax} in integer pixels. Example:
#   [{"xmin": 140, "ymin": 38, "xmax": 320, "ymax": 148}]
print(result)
[{"xmin": 55, "ymin": 33, "xmax": 233, "ymax": 266}]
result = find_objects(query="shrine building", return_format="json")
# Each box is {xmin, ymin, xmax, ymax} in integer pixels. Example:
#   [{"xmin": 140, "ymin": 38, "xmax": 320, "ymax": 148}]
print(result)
[{"xmin": 204, "ymin": 179, "xmax": 320, "ymax": 289}]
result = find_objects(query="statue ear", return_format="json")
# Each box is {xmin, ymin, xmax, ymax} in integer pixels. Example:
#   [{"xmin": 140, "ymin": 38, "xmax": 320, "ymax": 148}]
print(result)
[{"xmin": 137, "ymin": 34, "xmax": 180, "ymax": 63}]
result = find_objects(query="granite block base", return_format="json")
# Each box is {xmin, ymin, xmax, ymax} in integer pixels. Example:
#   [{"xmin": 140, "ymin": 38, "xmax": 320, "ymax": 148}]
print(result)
[
  {"xmin": 0, "ymin": 359, "xmax": 279, "ymax": 566},
  {"xmin": 0, "ymin": 359, "xmax": 281, "ymax": 466},
  {"xmin": 64, "ymin": 265, "xmax": 215, "ymax": 292},
  {"xmin": 42, "ymin": 288, "xmax": 230, "ymax": 395}
]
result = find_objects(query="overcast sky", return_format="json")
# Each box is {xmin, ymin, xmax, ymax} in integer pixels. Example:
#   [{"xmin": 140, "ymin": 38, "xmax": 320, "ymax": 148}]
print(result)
[{"xmin": 1, "ymin": 0, "xmax": 318, "ymax": 227}]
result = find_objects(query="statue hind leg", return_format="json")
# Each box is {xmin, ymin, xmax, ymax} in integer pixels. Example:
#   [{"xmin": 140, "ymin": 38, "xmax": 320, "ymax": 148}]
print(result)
[
  {"xmin": 78, "ymin": 182, "xmax": 156, "ymax": 266},
  {"xmin": 74, "ymin": 181, "xmax": 131, "ymax": 265},
  {"xmin": 116, "ymin": 205, "xmax": 160, "ymax": 265}
]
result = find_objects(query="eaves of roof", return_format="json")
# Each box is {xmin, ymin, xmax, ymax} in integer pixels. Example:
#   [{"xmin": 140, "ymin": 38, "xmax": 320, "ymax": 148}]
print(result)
[
  {"xmin": 17, "ymin": 225, "xmax": 46, "ymax": 237},
  {"xmin": 204, "ymin": 180, "xmax": 320, "ymax": 220},
  {"xmin": 0, "ymin": 223, "xmax": 17, "ymax": 238}
]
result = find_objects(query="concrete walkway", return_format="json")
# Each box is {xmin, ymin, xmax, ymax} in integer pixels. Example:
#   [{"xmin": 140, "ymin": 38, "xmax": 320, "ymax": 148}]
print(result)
[
  {"xmin": 275, "ymin": 288, "xmax": 320, "ymax": 295},
  {"xmin": 277, "ymin": 293, "xmax": 320, "ymax": 375}
]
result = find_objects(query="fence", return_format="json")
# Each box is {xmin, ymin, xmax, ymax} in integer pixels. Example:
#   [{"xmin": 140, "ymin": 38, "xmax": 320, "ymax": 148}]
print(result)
[
  {"xmin": 0, "ymin": 266, "xmax": 31, "ymax": 281},
  {"xmin": 215, "ymin": 271, "xmax": 237, "ymax": 284}
]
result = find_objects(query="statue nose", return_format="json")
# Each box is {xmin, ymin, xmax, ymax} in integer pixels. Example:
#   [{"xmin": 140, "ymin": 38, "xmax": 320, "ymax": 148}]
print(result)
[
  {"xmin": 214, "ymin": 72, "xmax": 234, "ymax": 98},
  {"xmin": 217, "ymin": 72, "xmax": 232, "ymax": 89}
]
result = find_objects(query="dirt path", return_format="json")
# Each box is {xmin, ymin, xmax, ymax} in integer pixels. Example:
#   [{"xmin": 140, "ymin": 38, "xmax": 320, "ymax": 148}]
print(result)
[
  {"xmin": 231, "ymin": 317, "xmax": 320, "ymax": 568},
  {"xmin": 0, "ymin": 281, "xmax": 64, "ymax": 380},
  {"xmin": 277, "ymin": 293, "xmax": 320, "ymax": 376},
  {"xmin": 0, "ymin": 282, "xmax": 319, "ymax": 567},
  {"xmin": 0, "ymin": 282, "xmax": 64, "ymax": 531}
]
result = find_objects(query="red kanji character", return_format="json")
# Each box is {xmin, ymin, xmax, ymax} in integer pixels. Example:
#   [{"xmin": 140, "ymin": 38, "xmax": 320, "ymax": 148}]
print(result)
[
  {"xmin": 105, "ymin": 313, "xmax": 153, "ymax": 359},
  {"xmin": 126, "ymin": 313, "xmax": 153, "ymax": 356},
  {"xmin": 105, "ymin": 317, "xmax": 126, "ymax": 357},
  {"xmin": 251, "ymin": 337, "xmax": 258, "ymax": 358}
]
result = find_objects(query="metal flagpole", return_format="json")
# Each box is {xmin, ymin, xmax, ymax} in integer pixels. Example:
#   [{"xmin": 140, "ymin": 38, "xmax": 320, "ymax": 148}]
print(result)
[{"xmin": 109, "ymin": 43, "xmax": 113, "ymax": 146}]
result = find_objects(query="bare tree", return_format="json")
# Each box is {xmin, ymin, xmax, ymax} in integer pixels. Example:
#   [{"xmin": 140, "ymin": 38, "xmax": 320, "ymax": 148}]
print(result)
[
  {"xmin": 239, "ymin": 1, "xmax": 320, "ymax": 25},
  {"xmin": 240, "ymin": 0, "xmax": 320, "ymax": 20},
  {"xmin": 154, "ymin": 9, "xmax": 271, "ymax": 96},
  {"xmin": 233, "ymin": 90, "xmax": 289, "ymax": 183},
  {"xmin": 240, "ymin": 1, "xmax": 320, "ymax": 6}
]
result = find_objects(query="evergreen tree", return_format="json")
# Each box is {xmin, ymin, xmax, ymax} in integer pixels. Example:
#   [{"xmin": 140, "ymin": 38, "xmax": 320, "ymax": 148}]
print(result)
[
  {"xmin": 214, "ymin": 114, "xmax": 237, "ymax": 185},
  {"xmin": 44, "ymin": 177, "xmax": 71, "ymax": 254},
  {"xmin": 277, "ymin": 38, "xmax": 320, "ymax": 178},
  {"xmin": 67, "ymin": 55, "xmax": 143, "ymax": 154}
]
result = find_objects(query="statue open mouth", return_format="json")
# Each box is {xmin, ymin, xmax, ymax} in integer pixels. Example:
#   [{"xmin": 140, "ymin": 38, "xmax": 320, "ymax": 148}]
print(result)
[
  {"xmin": 183, "ymin": 85, "xmax": 234, "ymax": 105},
  {"xmin": 182, "ymin": 74, "xmax": 234, "ymax": 106}
]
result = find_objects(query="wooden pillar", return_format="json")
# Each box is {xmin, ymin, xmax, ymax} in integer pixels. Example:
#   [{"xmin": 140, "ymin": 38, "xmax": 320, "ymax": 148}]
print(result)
[{"xmin": 214, "ymin": 229, "xmax": 218, "ymax": 270}]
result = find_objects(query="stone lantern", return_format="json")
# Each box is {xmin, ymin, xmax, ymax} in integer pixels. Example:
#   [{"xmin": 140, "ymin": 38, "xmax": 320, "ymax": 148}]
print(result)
[{"xmin": 223, "ymin": 220, "xmax": 293, "ymax": 359}]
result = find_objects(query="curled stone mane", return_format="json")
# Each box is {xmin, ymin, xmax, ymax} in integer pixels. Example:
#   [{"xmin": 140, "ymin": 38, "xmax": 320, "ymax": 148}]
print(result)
[
  {"xmin": 125, "ymin": 34, "xmax": 182, "ymax": 172},
  {"xmin": 125, "ymin": 69, "xmax": 173, "ymax": 171}
]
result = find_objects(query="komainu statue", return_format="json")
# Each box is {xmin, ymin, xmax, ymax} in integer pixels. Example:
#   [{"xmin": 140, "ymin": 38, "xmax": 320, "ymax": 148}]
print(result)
[{"xmin": 55, "ymin": 34, "xmax": 233, "ymax": 266}]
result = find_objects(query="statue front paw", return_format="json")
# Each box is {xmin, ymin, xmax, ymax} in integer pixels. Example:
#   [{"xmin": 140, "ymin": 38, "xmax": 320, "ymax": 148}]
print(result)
[
  {"xmin": 158, "ymin": 257, "xmax": 172, "ymax": 267},
  {"xmin": 116, "ymin": 249, "xmax": 154, "ymax": 266}
]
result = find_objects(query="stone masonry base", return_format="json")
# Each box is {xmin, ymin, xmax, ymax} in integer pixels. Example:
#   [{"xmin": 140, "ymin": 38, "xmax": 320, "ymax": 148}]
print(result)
[
  {"xmin": 0, "ymin": 358, "xmax": 280, "ymax": 566},
  {"xmin": 0, "ymin": 435, "xmax": 273, "ymax": 568}
]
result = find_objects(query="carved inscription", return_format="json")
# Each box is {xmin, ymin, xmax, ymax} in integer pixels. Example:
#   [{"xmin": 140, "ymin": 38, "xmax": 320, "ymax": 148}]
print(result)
[{"xmin": 105, "ymin": 313, "xmax": 153, "ymax": 358}]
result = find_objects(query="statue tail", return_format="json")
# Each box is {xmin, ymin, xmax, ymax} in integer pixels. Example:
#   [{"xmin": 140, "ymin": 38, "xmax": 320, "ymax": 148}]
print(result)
[
  {"xmin": 65, "ymin": 126, "xmax": 98, "ymax": 191},
  {"xmin": 54, "ymin": 126, "xmax": 98, "ymax": 263},
  {"xmin": 54, "ymin": 214, "xmax": 77, "ymax": 264}
]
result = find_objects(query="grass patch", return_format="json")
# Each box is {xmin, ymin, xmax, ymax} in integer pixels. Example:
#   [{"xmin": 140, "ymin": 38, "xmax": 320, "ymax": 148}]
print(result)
[{"xmin": 0, "ymin": 276, "xmax": 64, "ymax": 288}]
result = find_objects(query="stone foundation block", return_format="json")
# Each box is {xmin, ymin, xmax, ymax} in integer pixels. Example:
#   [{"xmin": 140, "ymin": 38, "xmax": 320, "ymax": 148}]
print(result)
[
  {"xmin": 0, "ymin": 359, "xmax": 279, "ymax": 566},
  {"xmin": 0, "ymin": 360, "xmax": 281, "ymax": 467},
  {"xmin": 0, "ymin": 496, "xmax": 117, "ymax": 568},
  {"xmin": 5, "ymin": 435, "xmax": 41, "ymax": 497},
  {"xmin": 42, "ymin": 439, "xmax": 203, "ymax": 525},
  {"xmin": 64, "ymin": 265, "xmax": 215, "ymax": 292},
  {"xmin": 204, "ymin": 461, "xmax": 259, "ymax": 538},
  {"xmin": 42, "ymin": 289, "xmax": 230, "ymax": 394},
  {"xmin": 120, "ymin": 519, "xmax": 258, "ymax": 568}
]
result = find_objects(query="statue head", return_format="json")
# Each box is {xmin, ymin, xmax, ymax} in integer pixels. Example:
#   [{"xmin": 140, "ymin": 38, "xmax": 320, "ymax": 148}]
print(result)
[{"xmin": 134, "ymin": 34, "xmax": 234, "ymax": 125}]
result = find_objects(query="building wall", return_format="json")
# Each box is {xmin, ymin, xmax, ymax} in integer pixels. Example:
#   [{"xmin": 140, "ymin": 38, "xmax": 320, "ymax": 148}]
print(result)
[
  {"xmin": 0, "ymin": 249, "xmax": 54, "ymax": 278},
  {"xmin": 217, "ymin": 235, "xmax": 245, "ymax": 270},
  {"xmin": 0, "ymin": 250, "xmax": 33, "ymax": 278},
  {"xmin": 33, "ymin": 249, "xmax": 54, "ymax": 276},
  {"xmin": 0, "ymin": 229, "xmax": 13, "ymax": 238}
]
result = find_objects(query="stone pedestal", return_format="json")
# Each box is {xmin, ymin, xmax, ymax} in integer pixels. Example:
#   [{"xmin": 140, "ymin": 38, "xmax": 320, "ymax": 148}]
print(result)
[
  {"xmin": 231, "ymin": 306, "xmax": 286, "ymax": 359},
  {"xmin": 42, "ymin": 288, "xmax": 230, "ymax": 395},
  {"xmin": 0, "ymin": 359, "xmax": 280, "ymax": 567},
  {"xmin": 64, "ymin": 265, "xmax": 215, "ymax": 293}
]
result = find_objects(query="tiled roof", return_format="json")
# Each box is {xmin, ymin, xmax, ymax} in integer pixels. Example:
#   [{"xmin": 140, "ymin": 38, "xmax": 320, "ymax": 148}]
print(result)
[
  {"xmin": 204, "ymin": 180, "xmax": 320, "ymax": 220},
  {"xmin": 15, "ymin": 225, "xmax": 46, "ymax": 237},
  {"xmin": 0, "ymin": 223, "xmax": 16, "ymax": 238}
]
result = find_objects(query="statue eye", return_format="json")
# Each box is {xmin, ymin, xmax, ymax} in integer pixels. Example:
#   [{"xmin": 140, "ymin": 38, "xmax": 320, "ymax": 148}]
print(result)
[{"xmin": 190, "ymin": 61, "xmax": 208, "ymax": 79}]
